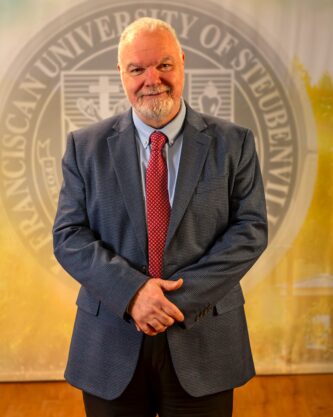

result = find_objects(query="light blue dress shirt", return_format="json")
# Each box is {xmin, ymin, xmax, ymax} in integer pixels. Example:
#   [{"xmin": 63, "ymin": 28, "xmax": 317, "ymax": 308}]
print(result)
[{"xmin": 132, "ymin": 99, "xmax": 186, "ymax": 207}]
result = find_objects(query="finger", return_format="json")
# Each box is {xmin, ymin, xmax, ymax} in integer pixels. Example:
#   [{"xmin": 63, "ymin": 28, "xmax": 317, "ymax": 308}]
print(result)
[
  {"xmin": 149, "ymin": 318, "xmax": 169, "ymax": 333},
  {"xmin": 144, "ymin": 324, "xmax": 158, "ymax": 336},
  {"xmin": 159, "ymin": 278, "xmax": 183, "ymax": 292},
  {"xmin": 149, "ymin": 308, "xmax": 175, "ymax": 327},
  {"xmin": 162, "ymin": 300, "xmax": 185, "ymax": 322},
  {"xmin": 157, "ymin": 311, "xmax": 175, "ymax": 327}
]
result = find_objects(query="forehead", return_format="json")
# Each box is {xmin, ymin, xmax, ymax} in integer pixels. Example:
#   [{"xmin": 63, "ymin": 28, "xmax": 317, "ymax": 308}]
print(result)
[{"xmin": 120, "ymin": 29, "xmax": 180, "ymax": 64}]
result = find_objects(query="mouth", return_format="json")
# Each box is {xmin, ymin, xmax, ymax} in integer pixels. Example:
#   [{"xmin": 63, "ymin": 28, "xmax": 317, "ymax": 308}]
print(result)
[
  {"xmin": 138, "ymin": 88, "xmax": 170, "ymax": 99},
  {"xmin": 146, "ymin": 92, "xmax": 166, "ymax": 96}
]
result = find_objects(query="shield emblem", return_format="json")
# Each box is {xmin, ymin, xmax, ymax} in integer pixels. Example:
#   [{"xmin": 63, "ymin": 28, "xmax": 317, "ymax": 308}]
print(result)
[{"xmin": 184, "ymin": 69, "xmax": 234, "ymax": 120}]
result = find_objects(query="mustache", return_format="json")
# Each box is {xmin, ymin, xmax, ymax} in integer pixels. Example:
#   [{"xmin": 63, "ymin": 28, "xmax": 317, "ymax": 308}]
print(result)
[{"xmin": 137, "ymin": 86, "xmax": 171, "ymax": 98}]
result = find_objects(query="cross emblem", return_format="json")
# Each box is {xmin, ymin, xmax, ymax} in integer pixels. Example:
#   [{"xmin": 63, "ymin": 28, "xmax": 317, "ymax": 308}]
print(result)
[{"xmin": 89, "ymin": 76, "xmax": 120, "ymax": 118}]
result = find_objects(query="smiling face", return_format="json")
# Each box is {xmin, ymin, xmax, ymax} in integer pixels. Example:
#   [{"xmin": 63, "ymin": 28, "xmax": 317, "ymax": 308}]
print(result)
[{"xmin": 118, "ymin": 28, "xmax": 185, "ymax": 128}]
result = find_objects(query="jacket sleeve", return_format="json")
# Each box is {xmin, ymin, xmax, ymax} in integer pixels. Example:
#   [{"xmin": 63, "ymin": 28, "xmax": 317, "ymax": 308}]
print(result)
[
  {"xmin": 52, "ymin": 133, "xmax": 148, "ymax": 319},
  {"xmin": 167, "ymin": 128, "xmax": 268, "ymax": 329}
]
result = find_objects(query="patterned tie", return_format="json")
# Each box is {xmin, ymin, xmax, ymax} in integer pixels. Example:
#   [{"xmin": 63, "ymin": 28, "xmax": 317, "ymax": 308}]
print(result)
[{"xmin": 146, "ymin": 131, "xmax": 170, "ymax": 278}]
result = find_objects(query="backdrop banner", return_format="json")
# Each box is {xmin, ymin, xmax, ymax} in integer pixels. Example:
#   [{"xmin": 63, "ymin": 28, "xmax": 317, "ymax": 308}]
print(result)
[{"xmin": 0, "ymin": 0, "xmax": 332, "ymax": 380}]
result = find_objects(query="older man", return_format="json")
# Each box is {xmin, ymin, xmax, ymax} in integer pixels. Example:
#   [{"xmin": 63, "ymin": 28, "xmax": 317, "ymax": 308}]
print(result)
[{"xmin": 53, "ymin": 17, "xmax": 268, "ymax": 417}]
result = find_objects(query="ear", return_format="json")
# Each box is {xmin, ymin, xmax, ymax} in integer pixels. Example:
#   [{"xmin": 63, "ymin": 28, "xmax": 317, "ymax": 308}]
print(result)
[{"xmin": 117, "ymin": 63, "xmax": 121, "ymax": 72}]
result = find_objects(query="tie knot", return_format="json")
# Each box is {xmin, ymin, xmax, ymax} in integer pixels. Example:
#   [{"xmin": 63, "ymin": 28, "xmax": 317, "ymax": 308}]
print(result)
[{"xmin": 150, "ymin": 131, "xmax": 167, "ymax": 151}]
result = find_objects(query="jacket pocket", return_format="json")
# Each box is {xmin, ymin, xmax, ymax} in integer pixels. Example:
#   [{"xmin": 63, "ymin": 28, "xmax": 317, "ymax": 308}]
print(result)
[
  {"xmin": 76, "ymin": 286, "xmax": 101, "ymax": 316},
  {"xmin": 214, "ymin": 284, "xmax": 245, "ymax": 315}
]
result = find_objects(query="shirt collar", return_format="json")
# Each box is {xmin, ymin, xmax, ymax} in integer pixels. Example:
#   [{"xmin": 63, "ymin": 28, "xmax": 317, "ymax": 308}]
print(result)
[{"xmin": 132, "ymin": 98, "xmax": 186, "ymax": 149}]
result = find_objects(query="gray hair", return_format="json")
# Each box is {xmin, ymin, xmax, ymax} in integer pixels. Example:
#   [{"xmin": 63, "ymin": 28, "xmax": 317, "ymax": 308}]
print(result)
[{"xmin": 118, "ymin": 17, "xmax": 182, "ymax": 63}]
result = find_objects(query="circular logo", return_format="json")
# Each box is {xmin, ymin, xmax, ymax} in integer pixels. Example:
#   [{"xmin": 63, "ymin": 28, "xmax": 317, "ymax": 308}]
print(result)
[{"xmin": 0, "ymin": 0, "xmax": 316, "ymax": 284}]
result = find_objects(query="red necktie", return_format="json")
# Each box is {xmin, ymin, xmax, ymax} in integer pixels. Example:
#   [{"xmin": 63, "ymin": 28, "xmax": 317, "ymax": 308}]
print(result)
[{"xmin": 146, "ymin": 131, "xmax": 170, "ymax": 278}]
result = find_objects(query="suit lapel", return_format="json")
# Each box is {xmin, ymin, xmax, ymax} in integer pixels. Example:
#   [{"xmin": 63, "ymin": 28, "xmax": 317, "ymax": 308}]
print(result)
[
  {"xmin": 107, "ymin": 111, "xmax": 147, "ymax": 260},
  {"xmin": 106, "ymin": 107, "xmax": 212, "ymax": 258},
  {"xmin": 166, "ymin": 108, "xmax": 212, "ymax": 248}
]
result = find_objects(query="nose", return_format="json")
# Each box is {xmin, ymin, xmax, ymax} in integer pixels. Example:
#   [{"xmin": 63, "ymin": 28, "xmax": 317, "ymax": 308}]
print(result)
[{"xmin": 144, "ymin": 66, "xmax": 161, "ymax": 86}]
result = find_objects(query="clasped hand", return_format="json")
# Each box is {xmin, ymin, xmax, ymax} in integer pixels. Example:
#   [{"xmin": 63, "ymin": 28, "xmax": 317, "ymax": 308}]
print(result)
[{"xmin": 128, "ymin": 278, "xmax": 184, "ymax": 336}]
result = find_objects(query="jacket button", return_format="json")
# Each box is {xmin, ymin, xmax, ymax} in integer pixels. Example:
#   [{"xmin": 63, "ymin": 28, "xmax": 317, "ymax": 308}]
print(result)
[{"xmin": 141, "ymin": 265, "xmax": 147, "ymax": 274}]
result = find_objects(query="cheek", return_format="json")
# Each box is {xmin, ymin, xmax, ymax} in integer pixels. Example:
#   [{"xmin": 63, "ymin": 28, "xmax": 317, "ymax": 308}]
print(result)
[
  {"xmin": 170, "ymin": 77, "xmax": 183, "ymax": 96},
  {"xmin": 124, "ymin": 80, "xmax": 141, "ymax": 99}
]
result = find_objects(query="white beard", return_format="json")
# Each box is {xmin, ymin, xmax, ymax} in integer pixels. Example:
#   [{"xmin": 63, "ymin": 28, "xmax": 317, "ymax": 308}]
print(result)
[{"xmin": 134, "ymin": 94, "xmax": 175, "ymax": 122}]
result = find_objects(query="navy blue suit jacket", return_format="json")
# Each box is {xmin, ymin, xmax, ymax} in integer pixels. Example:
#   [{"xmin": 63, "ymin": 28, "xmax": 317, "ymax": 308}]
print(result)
[{"xmin": 53, "ymin": 104, "xmax": 268, "ymax": 399}]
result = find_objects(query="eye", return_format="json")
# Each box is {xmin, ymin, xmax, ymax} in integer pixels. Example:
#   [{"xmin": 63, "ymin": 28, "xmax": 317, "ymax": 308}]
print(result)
[
  {"xmin": 129, "ymin": 67, "xmax": 145, "ymax": 76},
  {"xmin": 159, "ymin": 63, "xmax": 173, "ymax": 71}
]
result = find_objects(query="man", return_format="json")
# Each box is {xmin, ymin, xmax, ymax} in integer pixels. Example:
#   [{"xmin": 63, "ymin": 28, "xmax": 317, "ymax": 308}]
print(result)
[{"xmin": 53, "ymin": 17, "xmax": 268, "ymax": 417}]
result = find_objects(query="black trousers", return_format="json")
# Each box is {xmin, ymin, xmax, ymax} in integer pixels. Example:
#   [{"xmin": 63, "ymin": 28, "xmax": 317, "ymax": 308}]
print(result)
[{"xmin": 83, "ymin": 332, "xmax": 233, "ymax": 417}]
